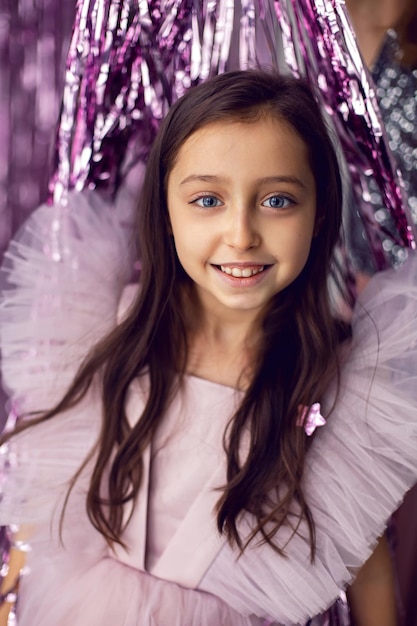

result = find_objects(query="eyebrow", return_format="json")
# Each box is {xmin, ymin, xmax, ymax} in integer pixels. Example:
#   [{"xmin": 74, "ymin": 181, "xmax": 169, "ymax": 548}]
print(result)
[{"xmin": 179, "ymin": 174, "xmax": 306, "ymax": 189}]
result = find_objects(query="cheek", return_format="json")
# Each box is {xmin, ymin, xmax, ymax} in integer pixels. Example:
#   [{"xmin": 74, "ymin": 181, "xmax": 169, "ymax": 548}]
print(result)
[
  {"xmin": 168, "ymin": 211, "xmax": 188, "ymax": 250},
  {"xmin": 272, "ymin": 222, "xmax": 314, "ymax": 254},
  {"xmin": 273, "ymin": 225, "xmax": 315, "ymax": 276},
  {"xmin": 296, "ymin": 227, "xmax": 315, "ymax": 262},
  {"xmin": 170, "ymin": 214, "xmax": 211, "ymax": 259},
  {"xmin": 170, "ymin": 228, "xmax": 199, "ymax": 272}
]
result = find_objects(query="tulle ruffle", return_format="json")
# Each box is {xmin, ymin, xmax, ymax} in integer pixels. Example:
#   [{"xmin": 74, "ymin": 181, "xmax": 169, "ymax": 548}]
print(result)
[{"xmin": 0, "ymin": 192, "xmax": 132, "ymax": 414}]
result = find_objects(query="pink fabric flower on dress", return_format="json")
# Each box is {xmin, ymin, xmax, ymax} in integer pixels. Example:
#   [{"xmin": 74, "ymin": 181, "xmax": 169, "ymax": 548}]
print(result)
[{"xmin": 296, "ymin": 403, "xmax": 326, "ymax": 436}]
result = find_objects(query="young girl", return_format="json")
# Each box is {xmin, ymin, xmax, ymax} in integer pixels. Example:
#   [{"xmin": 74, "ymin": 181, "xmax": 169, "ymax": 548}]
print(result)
[{"xmin": 0, "ymin": 70, "xmax": 416, "ymax": 625}]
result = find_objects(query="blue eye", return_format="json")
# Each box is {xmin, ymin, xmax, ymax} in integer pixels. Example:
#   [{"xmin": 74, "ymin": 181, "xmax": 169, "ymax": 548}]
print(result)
[
  {"xmin": 263, "ymin": 195, "xmax": 293, "ymax": 209},
  {"xmin": 193, "ymin": 195, "xmax": 222, "ymax": 208}
]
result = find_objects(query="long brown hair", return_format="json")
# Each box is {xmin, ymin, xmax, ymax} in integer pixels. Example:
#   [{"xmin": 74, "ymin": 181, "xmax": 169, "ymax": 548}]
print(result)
[{"xmin": 4, "ymin": 71, "xmax": 348, "ymax": 557}]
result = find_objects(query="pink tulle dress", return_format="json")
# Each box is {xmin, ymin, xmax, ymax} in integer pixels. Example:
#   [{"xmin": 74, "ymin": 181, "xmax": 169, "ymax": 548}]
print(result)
[{"xmin": 1, "ymin": 193, "xmax": 417, "ymax": 625}]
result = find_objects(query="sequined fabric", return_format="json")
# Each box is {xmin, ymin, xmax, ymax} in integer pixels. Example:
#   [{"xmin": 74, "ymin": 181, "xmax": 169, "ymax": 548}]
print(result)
[
  {"xmin": 373, "ymin": 30, "xmax": 417, "ymax": 224},
  {"xmin": 349, "ymin": 30, "xmax": 417, "ymax": 272}
]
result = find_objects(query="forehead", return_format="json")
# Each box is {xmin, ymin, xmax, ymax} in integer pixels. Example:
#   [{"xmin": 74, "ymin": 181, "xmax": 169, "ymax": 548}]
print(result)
[{"xmin": 168, "ymin": 115, "xmax": 314, "ymax": 185}]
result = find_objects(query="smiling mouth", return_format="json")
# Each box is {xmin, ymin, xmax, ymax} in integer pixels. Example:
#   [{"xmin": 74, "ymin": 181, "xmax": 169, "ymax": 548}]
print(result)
[{"xmin": 216, "ymin": 265, "xmax": 267, "ymax": 278}]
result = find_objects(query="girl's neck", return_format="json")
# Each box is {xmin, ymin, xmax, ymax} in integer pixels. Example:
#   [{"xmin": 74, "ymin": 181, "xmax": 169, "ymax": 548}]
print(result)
[
  {"xmin": 346, "ymin": 0, "xmax": 407, "ymax": 67},
  {"xmin": 184, "ymin": 299, "xmax": 262, "ymax": 391}
]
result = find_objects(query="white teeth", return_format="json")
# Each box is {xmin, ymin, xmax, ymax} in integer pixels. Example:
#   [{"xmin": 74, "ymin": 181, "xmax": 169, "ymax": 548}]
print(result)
[{"xmin": 220, "ymin": 265, "xmax": 264, "ymax": 277}]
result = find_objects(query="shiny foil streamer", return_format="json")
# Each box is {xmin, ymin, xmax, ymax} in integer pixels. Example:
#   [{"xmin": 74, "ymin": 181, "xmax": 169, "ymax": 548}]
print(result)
[
  {"xmin": 51, "ymin": 0, "xmax": 244, "ymax": 204},
  {"xmin": 50, "ymin": 0, "xmax": 285, "ymax": 203},
  {"xmin": 274, "ymin": 0, "xmax": 416, "ymax": 270},
  {"xmin": 0, "ymin": 525, "xmax": 12, "ymax": 599}
]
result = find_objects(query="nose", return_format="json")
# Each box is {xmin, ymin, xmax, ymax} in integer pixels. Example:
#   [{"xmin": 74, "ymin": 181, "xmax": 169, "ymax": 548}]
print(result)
[{"xmin": 223, "ymin": 206, "xmax": 260, "ymax": 252}]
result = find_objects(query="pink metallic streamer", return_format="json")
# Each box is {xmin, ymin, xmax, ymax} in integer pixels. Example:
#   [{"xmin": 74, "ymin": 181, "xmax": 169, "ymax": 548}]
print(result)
[
  {"xmin": 239, "ymin": 0, "xmax": 257, "ymax": 68},
  {"xmin": 274, "ymin": 0, "xmax": 416, "ymax": 269},
  {"xmin": 51, "ymin": 0, "xmax": 246, "ymax": 204}
]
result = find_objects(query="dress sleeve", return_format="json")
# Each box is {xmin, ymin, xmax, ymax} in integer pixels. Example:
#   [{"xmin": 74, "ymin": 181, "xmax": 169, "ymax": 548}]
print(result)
[
  {"xmin": 199, "ymin": 252, "xmax": 417, "ymax": 624},
  {"xmin": 0, "ymin": 191, "xmax": 132, "ymax": 413}
]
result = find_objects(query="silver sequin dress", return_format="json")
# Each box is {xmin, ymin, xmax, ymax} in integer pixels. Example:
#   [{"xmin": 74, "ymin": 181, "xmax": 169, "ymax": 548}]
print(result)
[{"xmin": 348, "ymin": 29, "xmax": 417, "ymax": 272}]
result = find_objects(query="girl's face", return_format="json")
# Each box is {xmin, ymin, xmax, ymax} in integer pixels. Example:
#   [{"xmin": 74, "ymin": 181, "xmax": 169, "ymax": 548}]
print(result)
[{"xmin": 166, "ymin": 115, "xmax": 317, "ymax": 322}]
